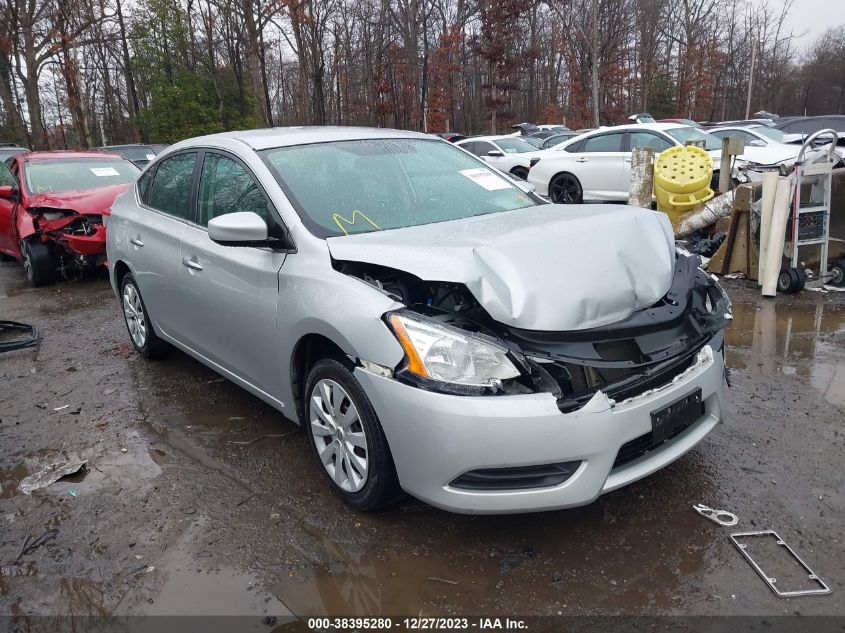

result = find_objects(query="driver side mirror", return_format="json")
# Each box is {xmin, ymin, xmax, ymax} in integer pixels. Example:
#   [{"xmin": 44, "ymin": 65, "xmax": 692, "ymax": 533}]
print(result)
[
  {"xmin": 0, "ymin": 185, "xmax": 19, "ymax": 201},
  {"xmin": 208, "ymin": 211, "xmax": 271, "ymax": 246},
  {"xmin": 487, "ymin": 150, "xmax": 505, "ymax": 158}
]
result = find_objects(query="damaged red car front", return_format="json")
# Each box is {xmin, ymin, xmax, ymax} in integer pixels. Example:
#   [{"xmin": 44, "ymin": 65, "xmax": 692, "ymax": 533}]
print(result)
[{"xmin": 0, "ymin": 151, "xmax": 140, "ymax": 286}]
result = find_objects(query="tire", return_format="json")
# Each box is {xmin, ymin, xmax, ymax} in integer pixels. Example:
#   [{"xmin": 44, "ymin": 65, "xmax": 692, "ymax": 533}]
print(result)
[
  {"xmin": 510, "ymin": 166, "xmax": 529, "ymax": 181},
  {"xmin": 120, "ymin": 272, "xmax": 169, "ymax": 359},
  {"xmin": 549, "ymin": 173, "xmax": 583, "ymax": 204},
  {"xmin": 830, "ymin": 259, "xmax": 845, "ymax": 287},
  {"xmin": 20, "ymin": 240, "xmax": 56, "ymax": 287},
  {"xmin": 777, "ymin": 267, "xmax": 805, "ymax": 294},
  {"xmin": 304, "ymin": 358, "xmax": 401, "ymax": 511}
]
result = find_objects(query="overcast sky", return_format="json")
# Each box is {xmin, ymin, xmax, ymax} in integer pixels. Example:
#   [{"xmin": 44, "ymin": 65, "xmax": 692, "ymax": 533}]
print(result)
[{"xmin": 783, "ymin": 0, "xmax": 845, "ymax": 48}]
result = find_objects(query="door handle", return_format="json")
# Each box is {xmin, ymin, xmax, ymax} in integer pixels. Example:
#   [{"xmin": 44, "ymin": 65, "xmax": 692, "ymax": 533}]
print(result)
[
  {"xmin": 129, "ymin": 236, "xmax": 144, "ymax": 247},
  {"xmin": 575, "ymin": 157, "xmax": 588, "ymax": 163},
  {"xmin": 624, "ymin": 158, "xmax": 632, "ymax": 163},
  {"xmin": 182, "ymin": 256, "xmax": 203, "ymax": 271}
]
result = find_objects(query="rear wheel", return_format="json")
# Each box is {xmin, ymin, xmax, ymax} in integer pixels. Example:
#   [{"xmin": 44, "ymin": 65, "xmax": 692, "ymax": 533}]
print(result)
[
  {"xmin": 830, "ymin": 259, "xmax": 845, "ymax": 287},
  {"xmin": 120, "ymin": 272, "xmax": 169, "ymax": 358},
  {"xmin": 305, "ymin": 358, "xmax": 400, "ymax": 511},
  {"xmin": 510, "ymin": 166, "xmax": 529, "ymax": 181},
  {"xmin": 549, "ymin": 173, "xmax": 583, "ymax": 204},
  {"xmin": 20, "ymin": 240, "xmax": 56, "ymax": 287}
]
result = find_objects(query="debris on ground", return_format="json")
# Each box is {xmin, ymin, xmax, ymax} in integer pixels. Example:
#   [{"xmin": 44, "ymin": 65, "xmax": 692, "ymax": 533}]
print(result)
[
  {"xmin": 671, "ymin": 184, "xmax": 734, "ymax": 238},
  {"xmin": 0, "ymin": 321, "xmax": 40, "ymax": 353},
  {"xmin": 227, "ymin": 431, "xmax": 298, "ymax": 446},
  {"xmin": 693, "ymin": 503, "xmax": 738, "ymax": 526},
  {"xmin": 15, "ymin": 529, "xmax": 59, "ymax": 562},
  {"xmin": 426, "ymin": 576, "xmax": 459, "ymax": 585},
  {"xmin": 18, "ymin": 459, "xmax": 87, "ymax": 495}
]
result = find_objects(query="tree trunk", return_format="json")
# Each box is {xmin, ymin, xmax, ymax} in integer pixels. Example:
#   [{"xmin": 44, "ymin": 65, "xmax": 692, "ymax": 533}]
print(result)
[
  {"xmin": 115, "ymin": 0, "xmax": 141, "ymax": 142},
  {"xmin": 590, "ymin": 0, "xmax": 600, "ymax": 126},
  {"xmin": 0, "ymin": 51, "xmax": 28, "ymax": 145},
  {"xmin": 242, "ymin": 0, "xmax": 270, "ymax": 125},
  {"xmin": 22, "ymin": 53, "xmax": 47, "ymax": 150}
]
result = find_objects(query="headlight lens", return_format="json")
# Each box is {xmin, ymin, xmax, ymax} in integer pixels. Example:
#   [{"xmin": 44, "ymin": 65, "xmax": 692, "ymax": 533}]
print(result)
[{"xmin": 388, "ymin": 313, "xmax": 519, "ymax": 388}]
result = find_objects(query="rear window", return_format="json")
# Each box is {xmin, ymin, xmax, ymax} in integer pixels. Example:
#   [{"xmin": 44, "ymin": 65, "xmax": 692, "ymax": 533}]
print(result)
[
  {"xmin": 495, "ymin": 138, "xmax": 539, "ymax": 153},
  {"xmin": 25, "ymin": 159, "xmax": 139, "ymax": 194}
]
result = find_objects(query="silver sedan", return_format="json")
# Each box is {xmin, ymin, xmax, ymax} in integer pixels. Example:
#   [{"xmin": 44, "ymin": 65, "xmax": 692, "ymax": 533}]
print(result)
[{"xmin": 107, "ymin": 127, "xmax": 730, "ymax": 514}]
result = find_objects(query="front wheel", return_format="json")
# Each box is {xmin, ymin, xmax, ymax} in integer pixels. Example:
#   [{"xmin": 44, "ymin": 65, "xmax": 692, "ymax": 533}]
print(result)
[
  {"xmin": 549, "ymin": 173, "xmax": 583, "ymax": 204},
  {"xmin": 20, "ymin": 240, "xmax": 56, "ymax": 287},
  {"xmin": 305, "ymin": 358, "xmax": 400, "ymax": 511}
]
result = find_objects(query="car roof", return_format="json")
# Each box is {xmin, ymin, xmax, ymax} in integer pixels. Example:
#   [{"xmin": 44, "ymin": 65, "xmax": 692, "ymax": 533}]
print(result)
[
  {"xmin": 100, "ymin": 144, "xmax": 153, "ymax": 149},
  {"xmin": 21, "ymin": 150, "xmax": 126, "ymax": 161},
  {"xmin": 569, "ymin": 122, "xmax": 687, "ymax": 138},
  {"xmin": 169, "ymin": 126, "xmax": 432, "ymax": 152}
]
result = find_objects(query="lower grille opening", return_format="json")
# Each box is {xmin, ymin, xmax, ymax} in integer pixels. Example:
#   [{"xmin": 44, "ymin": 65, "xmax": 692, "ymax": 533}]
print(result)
[
  {"xmin": 450, "ymin": 461, "xmax": 581, "ymax": 491},
  {"xmin": 612, "ymin": 402, "xmax": 703, "ymax": 469}
]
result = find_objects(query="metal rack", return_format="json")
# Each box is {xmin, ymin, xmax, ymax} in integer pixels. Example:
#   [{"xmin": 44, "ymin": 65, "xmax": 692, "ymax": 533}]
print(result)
[{"xmin": 787, "ymin": 129, "xmax": 839, "ymax": 279}]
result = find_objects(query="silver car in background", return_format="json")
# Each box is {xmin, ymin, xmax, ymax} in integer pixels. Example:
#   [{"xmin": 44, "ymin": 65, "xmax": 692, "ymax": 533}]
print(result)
[{"xmin": 107, "ymin": 127, "xmax": 730, "ymax": 514}]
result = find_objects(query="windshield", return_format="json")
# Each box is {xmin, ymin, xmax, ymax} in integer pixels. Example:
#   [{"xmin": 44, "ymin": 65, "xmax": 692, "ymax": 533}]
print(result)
[
  {"xmin": 261, "ymin": 138, "xmax": 538, "ymax": 237},
  {"xmin": 752, "ymin": 126, "xmax": 785, "ymax": 143},
  {"xmin": 25, "ymin": 159, "xmax": 140, "ymax": 194},
  {"xmin": 495, "ymin": 138, "xmax": 539, "ymax": 154},
  {"xmin": 665, "ymin": 127, "xmax": 722, "ymax": 151}
]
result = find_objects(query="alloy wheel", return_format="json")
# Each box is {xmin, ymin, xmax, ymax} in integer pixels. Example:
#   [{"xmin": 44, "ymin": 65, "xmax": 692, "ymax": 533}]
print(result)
[
  {"xmin": 122, "ymin": 283, "xmax": 147, "ymax": 348},
  {"xmin": 20, "ymin": 243, "xmax": 32, "ymax": 281},
  {"xmin": 551, "ymin": 176, "xmax": 580, "ymax": 203},
  {"xmin": 309, "ymin": 378, "xmax": 369, "ymax": 492}
]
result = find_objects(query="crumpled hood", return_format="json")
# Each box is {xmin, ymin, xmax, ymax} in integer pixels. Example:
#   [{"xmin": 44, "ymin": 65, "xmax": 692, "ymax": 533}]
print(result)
[
  {"xmin": 327, "ymin": 204, "xmax": 676, "ymax": 331},
  {"xmin": 27, "ymin": 182, "xmax": 131, "ymax": 215}
]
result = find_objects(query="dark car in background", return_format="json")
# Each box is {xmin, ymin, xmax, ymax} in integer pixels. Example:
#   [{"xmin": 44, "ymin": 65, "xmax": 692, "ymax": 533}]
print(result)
[
  {"xmin": 98, "ymin": 143, "xmax": 167, "ymax": 168},
  {"xmin": 430, "ymin": 132, "xmax": 467, "ymax": 143},
  {"xmin": 0, "ymin": 143, "xmax": 27, "ymax": 160}
]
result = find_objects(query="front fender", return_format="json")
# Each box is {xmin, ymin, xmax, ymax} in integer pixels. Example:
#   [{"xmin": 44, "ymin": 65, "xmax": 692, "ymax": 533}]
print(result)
[{"xmin": 16, "ymin": 209, "xmax": 36, "ymax": 241}]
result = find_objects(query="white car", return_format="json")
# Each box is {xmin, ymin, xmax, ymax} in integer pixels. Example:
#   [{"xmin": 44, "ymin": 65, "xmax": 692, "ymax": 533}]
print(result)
[
  {"xmin": 455, "ymin": 136, "xmax": 540, "ymax": 180},
  {"xmin": 527, "ymin": 123, "xmax": 827, "ymax": 203}
]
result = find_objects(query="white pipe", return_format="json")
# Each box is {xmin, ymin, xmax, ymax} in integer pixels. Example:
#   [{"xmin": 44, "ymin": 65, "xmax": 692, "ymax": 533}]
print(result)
[
  {"xmin": 758, "ymin": 171, "xmax": 778, "ymax": 285},
  {"xmin": 762, "ymin": 176, "xmax": 792, "ymax": 297}
]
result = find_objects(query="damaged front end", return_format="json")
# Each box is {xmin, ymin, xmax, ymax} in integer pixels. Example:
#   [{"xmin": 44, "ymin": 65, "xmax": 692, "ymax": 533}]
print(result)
[
  {"xmin": 26, "ymin": 208, "xmax": 108, "ymax": 276},
  {"xmin": 338, "ymin": 252, "xmax": 731, "ymax": 408}
]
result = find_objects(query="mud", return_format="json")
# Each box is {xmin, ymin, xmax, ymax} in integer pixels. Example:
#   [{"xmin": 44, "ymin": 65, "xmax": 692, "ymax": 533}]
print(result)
[{"xmin": 1, "ymin": 262, "xmax": 843, "ymax": 620}]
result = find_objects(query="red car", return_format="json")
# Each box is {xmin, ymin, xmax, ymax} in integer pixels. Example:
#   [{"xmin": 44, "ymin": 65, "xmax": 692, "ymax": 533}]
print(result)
[{"xmin": 0, "ymin": 151, "xmax": 140, "ymax": 286}]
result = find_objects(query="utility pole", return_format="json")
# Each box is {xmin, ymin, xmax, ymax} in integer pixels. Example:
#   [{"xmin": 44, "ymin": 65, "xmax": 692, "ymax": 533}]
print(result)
[{"xmin": 745, "ymin": 39, "xmax": 757, "ymax": 120}]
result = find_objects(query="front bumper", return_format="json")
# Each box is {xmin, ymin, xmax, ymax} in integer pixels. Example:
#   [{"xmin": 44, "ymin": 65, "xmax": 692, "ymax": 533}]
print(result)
[{"xmin": 355, "ymin": 345, "xmax": 725, "ymax": 514}]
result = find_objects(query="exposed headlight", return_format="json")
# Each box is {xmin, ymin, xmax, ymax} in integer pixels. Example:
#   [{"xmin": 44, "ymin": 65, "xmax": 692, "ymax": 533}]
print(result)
[{"xmin": 388, "ymin": 312, "xmax": 519, "ymax": 388}]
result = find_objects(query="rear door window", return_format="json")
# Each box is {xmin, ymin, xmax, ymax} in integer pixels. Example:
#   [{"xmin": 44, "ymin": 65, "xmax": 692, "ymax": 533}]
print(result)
[
  {"xmin": 582, "ymin": 133, "xmax": 624, "ymax": 152},
  {"xmin": 147, "ymin": 152, "xmax": 197, "ymax": 220}
]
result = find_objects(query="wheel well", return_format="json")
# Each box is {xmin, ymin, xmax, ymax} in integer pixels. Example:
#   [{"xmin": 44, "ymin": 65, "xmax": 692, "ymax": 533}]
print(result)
[
  {"xmin": 510, "ymin": 165, "xmax": 527, "ymax": 174},
  {"xmin": 290, "ymin": 334, "xmax": 348, "ymax": 424},
  {"xmin": 113, "ymin": 260, "xmax": 130, "ymax": 287},
  {"xmin": 551, "ymin": 171, "xmax": 579, "ymax": 185}
]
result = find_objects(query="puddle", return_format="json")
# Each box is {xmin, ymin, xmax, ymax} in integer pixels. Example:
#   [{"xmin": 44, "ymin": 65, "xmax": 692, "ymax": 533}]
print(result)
[
  {"xmin": 726, "ymin": 297, "xmax": 845, "ymax": 406},
  {"xmin": 0, "ymin": 464, "xmax": 28, "ymax": 499}
]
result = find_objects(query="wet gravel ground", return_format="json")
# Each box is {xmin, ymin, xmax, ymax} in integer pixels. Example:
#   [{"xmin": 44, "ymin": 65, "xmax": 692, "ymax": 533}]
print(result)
[{"xmin": 1, "ymin": 260, "xmax": 844, "ymax": 622}]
